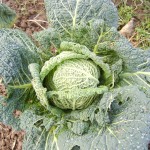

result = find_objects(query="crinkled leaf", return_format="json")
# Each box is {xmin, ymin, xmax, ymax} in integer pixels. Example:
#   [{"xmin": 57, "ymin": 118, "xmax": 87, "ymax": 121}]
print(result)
[
  {"xmin": 67, "ymin": 120, "xmax": 89, "ymax": 135},
  {"xmin": 0, "ymin": 4, "xmax": 16, "ymax": 28},
  {"xmin": 95, "ymin": 26, "xmax": 150, "ymax": 96},
  {"xmin": 40, "ymin": 51, "xmax": 87, "ymax": 81},
  {"xmin": 20, "ymin": 110, "xmax": 55, "ymax": 150},
  {"xmin": 97, "ymin": 27, "xmax": 150, "ymax": 72},
  {"xmin": 60, "ymin": 41, "xmax": 111, "ymax": 80},
  {"xmin": 20, "ymin": 110, "xmax": 46, "ymax": 150},
  {"xmin": 33, "ymin": 28, "xmax": 60, "ymax": 49},
  {"xmin": 33, "ymin": 28, "xmax": 59, "ymax": 61},
  {"xmin": 22, "ymin": 126, "xmax": 46, "ymax": 150},
  {"xmin": 0, "ymin": 29, "xmax": 39, "ymax": 127},
  {"xmin": 20, "ymin": 86, "xmax": 150, "ymax": 150},
  {"xmin": 0, "ymin": 29, "xmax": 39, "ymax": 85},
  {"xmin": 47, "ymin": 86, "xmax": 108, "ymax": 110},
  {"xmin": 63, "ymin": 19, "xmax": 112, "ymax": 50},
  {"xmin": 28, "ymin": 63, "xmax": 49, "ymax": 108},
  {"xmin": 20, "ymin": 110, "xmax": 44, "ymax": 132},
  {"xmin": 44, "ymin": 86, "xmax": 150, "ymax": 150},
  {"xmin": 0, "ymin": 90, "xmax": 28, "ymax": 130},
  {"xmin": 44, "ymin": 0, "xmax": 118, "ymax": 31},
  {"xmin": 120, "ymin": 71, "xmax": 150, "ymax": 98}
]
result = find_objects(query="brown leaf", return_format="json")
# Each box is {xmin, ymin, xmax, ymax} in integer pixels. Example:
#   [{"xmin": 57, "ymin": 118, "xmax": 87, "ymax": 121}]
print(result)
[{"xmin": 119, "ymin": 17, "xmax": 139, "ymax": 38}]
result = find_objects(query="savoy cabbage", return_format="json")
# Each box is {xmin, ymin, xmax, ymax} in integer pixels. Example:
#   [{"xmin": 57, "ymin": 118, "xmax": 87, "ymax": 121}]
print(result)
[{"xmin": 0, "ymin": 1, "xmax": 150, "ymax": 150}]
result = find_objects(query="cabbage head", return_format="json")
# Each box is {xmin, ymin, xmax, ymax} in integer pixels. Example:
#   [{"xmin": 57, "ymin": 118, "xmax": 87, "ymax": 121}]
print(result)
[
  {"xmin": 29, "ymin": 43, "xmax": 110, "ymax": 110},
  {"xmin": 47, "ymin": 58, "xmax": 101, "ymax": 109}
]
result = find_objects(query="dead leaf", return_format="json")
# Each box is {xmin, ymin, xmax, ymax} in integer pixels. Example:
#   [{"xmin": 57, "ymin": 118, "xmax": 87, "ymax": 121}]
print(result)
[{"xmin": 119, "ymin": 17, "xmax": 139, "ymax": 38}]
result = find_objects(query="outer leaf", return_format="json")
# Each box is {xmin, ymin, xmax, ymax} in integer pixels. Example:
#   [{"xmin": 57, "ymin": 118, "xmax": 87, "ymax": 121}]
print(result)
[
  {"xmin": 33, "ymin": 28, "xmax": 60, "ymax": 50},
  {"xmin": 44, "ymin": 0, "xmax": 118, "ymax": 30},
  {"xmin": 23, "ymin": 127, "xmax": 46, "ymax": 150},
  {"xmin": 28, "ymin": 63, "xmax": 65, "ymax": 117},
  {"xmin": 28, "ymin": 63, "xmax": 49, "ymax": 108},
  {"xmin": 45, "ymin": 86, "xmax": 150, "ymax": 150},
  {"xmin": 0, "ymin": 90, "xmax": 30, "ymax": 130},
  {"xmin": 20, "ymin": 110, "xmax": 47, "ymax": 150},
  {"xmin": 97, "ymin": 27, "xmax": 150, "ymax": 72},
  {"xmin": 0, "ymin": 4, "xmax": 16, "ymax": 28},
  {"xmin": 96, "ymin": 26, "xmax": 150, "ymax": 96},
  {"xmin": 120, "ymin": 71, "xmax": 150, "ymax": 98},
  {"xmin": 20, "ymin": 86, "xmax": 150, "ymax": 150},
  {"xmin": 0, "ymin": 29, "xmax": 39, "ymax": 85},
  {"xmin": 0, "ymin": 29, "xmax": 39, "ymax": 127},
  {"xmin": 33, "ymin": 28, "xmax": 59, "ymax": 61}
]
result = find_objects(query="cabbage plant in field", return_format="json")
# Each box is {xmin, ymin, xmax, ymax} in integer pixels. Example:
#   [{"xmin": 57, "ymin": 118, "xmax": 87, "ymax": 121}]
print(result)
[{"xmin": 0, "ymin": 1, "xmax": 150, "ymax": 150}]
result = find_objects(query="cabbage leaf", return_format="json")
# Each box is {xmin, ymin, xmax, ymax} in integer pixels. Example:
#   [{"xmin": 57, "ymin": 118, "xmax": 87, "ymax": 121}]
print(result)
[
  {"xmin": 44, "ymin": 0, "xmax": 118, "ymax": 30},
  {"xmin": 0, "ymin": 4, "xmax": 16, "ymax": 28},
  {"xmin": 0, "ymin": 29, "xmax": 39, "ymax": 128},
  {"xmin": 19, "ymin": 86, "xmax": 150, "ymax": 150}
]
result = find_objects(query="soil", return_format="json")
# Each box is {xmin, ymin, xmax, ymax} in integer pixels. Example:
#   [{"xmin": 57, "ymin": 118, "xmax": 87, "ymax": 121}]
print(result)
[
  {"xmin": 0, "ymin": 0, "xmax": 150, "ymax": 150},
  {"xmin": 3, "ymin": 0, "xmax": 48, "ymax": 35},
  {"xmin": 0, "ymin": 123, "xmax": 25, "ymax": 150}
]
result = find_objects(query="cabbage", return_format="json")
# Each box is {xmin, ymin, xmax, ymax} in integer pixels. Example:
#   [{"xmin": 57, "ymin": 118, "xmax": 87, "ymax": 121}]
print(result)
[
  {"xmin": 51, "ymin": 59, "xmax": 100, "ymax": 90},
  {"xmin": 0, "ymin": 1, "xmax": 150, "ymax": 150},
  {"xmin": 29, "ymin": 48, "xmax": 109, "ymax": 110},
  {"xmin": 46, "ymin": 58, "xmax": 100, "ymax": 109}
]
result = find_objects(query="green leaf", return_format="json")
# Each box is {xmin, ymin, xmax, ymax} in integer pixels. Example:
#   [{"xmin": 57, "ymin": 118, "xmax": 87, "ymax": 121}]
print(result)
[
  {"xmin": 33, "ymin": 28, "xmax": 59, "ymax": 61},
  {"xmin": 97, "ymin": 27, "xmax": 150, "ymax": 72},
  {"xmin": 0, "ymin": 29, "xmax": 39, "ymax": 85},
  {"xmin": 28, "ymin": 63, "xmax": 49, "ymax": 108},
  {"xmin": 47, "ymin": 86, "xmax": 108, "ymax": 110},
  {"xmin": 33, "ymin": 28, "xmax": 60, "ymax": 50},
  {"xmin": 20, "ymin": 86, "xmax": 150, "ymax": 150},
  {"xmin": 40, "ymin": 51, "xmax": 87, "ymax": 81},
  {"xmin": 45, "ymin": 86, "xmax": 150, "ymax": 150},
  {"xmin": 93, "ymin": 25, "xmax": 150, "ymax": 94},
  {"xmin": 20, "ymin": 110, "xmax": 47, "ymax": 150},
  {"xmin": 0, "ymin": 4, "xmax": 16, "ymax": 28},
  {"xmin": 0, "ymin": 90, "xmax": 27, "ymax": 130},
  {"xmin": 120, "ymin": 71, "xmax": 150, "ymax": 98},
  {"xmin": 44, "ymin": 0, "xmax": 118, "ymax": 31},
  {"xmin": 0, "ymin": 29, "xmax": 39, "ymax": 127},
  {"xmin": 28, "ymin": 63, "xmax": 65, "ymax": 117},
  {"xmin": 60, "ymin": 41, "xmax": 111, "ymax": 80}
]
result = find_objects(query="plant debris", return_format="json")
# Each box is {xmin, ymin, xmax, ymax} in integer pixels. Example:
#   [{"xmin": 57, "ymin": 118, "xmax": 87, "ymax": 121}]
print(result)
[
  {"xmin": 119, "ymin": 17, "xmax": 139, "ymax": 38},
  {"xmin": 0, "ymin": 78, "xmax": 7, "ymax": 96}
]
